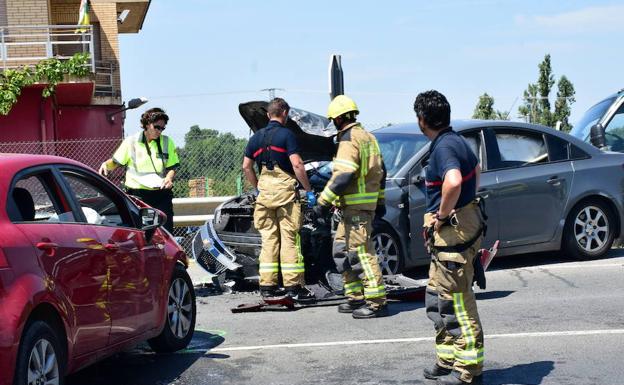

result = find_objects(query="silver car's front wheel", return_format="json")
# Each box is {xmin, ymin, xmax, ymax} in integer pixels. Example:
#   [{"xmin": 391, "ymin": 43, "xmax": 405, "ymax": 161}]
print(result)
[
  {"xmin": 373, "ymin": 229, "xmax": 403, "ymax": 275},
  {"xmin": 564, "ymin": 199, "xmax": 615, "ymax": 260}
]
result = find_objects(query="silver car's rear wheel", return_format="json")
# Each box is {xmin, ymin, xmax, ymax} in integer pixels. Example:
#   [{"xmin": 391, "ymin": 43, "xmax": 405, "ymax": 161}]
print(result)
[
  {"xmin": 372, "ymin": 228, "xmax": 403, "ymax": 275},
  {"xmin": 564, "ymin": 199, "xmax": 615, "ymax": 260}
]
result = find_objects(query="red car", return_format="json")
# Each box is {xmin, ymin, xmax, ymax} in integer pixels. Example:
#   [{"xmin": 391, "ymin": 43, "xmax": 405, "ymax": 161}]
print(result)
[{"xmin": 0, "ymin": 154, "xmax": 196, "ymax": 385}]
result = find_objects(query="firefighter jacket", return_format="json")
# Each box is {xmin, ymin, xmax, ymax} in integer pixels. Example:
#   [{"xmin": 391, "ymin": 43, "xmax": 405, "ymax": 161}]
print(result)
[
  {"xmin": 318, "ymin": 123, "xmax": 386, "ymax": 211},
  {"xmin": 112, "ymin": 131, "xmax": 180, "ymax": 190}
]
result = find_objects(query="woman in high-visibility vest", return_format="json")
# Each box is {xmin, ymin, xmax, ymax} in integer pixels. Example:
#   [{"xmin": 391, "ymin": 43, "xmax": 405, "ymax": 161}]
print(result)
[{"xmin": 99, "ymin": 107, "xmax": 180, "ymax": 233}]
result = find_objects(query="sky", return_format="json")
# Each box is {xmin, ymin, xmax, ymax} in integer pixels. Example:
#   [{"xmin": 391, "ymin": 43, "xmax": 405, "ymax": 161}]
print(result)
[{"xmin": 119, "ymin": 0, "xmax": 624, "ymax": 146}]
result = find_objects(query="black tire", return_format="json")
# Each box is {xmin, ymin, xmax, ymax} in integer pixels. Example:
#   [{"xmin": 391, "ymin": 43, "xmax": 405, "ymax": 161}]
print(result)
[
  {"xmin": 148, "ymin": 265, "xmax": 196, "ymax": 353},
  {"xmin": 371, "ymin": 224, "xmax": 405, "ymax": 275},
  {"xmin": 14, "ymin": 320, "xmax": 65, "ymax": 385},
  {"xmin": 563, "ymin": 199, "xmax": 616, "ymax": 260}
]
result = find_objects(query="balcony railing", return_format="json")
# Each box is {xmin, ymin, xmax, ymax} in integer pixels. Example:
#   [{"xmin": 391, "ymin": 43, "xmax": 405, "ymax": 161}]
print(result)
[
  {"xmin": 0, "ymin": 25, "xmax": 95, "ymax": 71},
  {"xmin": 0, "ymin": 25, "xmax": 116, "ymax": 97}
]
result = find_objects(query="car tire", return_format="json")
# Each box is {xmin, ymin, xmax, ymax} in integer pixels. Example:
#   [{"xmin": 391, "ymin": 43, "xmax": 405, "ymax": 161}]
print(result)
[
  {"xmin": 372, "ymin": 224, "xmax": 404, "ymax": 275},
  {"xmin": 563, "ymin": 199, "xmax": 616, "ymax": 260},
  {"xmin": 14, "ymin": 320, "xmax": 65, "ymax": 385},
  {"xmin": 148, "ymin": 265, "xmax": 196, "ymax": 353}
]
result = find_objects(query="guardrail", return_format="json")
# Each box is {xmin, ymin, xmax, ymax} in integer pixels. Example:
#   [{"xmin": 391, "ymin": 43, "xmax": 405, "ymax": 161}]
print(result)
[{"xmin": 172, "ymin": 196, "xmax": 234, "ymax": 227}]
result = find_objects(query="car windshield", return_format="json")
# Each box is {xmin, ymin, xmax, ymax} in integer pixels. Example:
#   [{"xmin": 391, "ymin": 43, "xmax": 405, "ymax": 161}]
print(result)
[
  {"xmin": 570, "ymin": 97, "xmax": 616, "ymax": 140},
  {"xmin": 374, "ymin": 132, "xmax": 428, "ymax": 177}
]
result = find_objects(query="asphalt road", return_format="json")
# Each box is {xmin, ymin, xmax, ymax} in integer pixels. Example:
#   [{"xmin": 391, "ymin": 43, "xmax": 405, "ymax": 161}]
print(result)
[{"xmin": 67, "ymin": 250, "xmax": 624, "ymax": 385}]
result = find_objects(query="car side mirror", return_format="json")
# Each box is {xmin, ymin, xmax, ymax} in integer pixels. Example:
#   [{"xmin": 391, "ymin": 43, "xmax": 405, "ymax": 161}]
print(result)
[
  {"xmin": 590, "ymin": 123, "xmax": 607, "ymax": 149},
  {"xmin": 140, "ymin": 207, "xmax": 166, "ymax": 231}
]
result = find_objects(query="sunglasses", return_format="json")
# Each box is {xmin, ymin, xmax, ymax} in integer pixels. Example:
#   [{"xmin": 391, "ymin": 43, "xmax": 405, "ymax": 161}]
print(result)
[{"xmin": 153, "ymin": 124, "xmax": 166, "ymax": 131}]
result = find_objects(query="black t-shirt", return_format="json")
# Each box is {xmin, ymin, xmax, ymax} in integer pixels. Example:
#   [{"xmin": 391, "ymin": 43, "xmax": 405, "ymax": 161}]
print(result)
[
  {"xmin": 425, "ymin": 127, "xmax": 478, "ymax": 213},
  {"xmin": 244, "ymin": 120, "xmax": 299, "ymax": 175}
]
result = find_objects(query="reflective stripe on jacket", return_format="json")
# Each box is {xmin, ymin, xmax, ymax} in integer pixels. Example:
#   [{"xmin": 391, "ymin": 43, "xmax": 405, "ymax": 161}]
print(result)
[
  {"xmin": 113, "ymin": 131, "xmax": 180, "ymax": 190},
  {"xmin": 319, "ymin": 123, "xmax": 386, "ymax": 211}
]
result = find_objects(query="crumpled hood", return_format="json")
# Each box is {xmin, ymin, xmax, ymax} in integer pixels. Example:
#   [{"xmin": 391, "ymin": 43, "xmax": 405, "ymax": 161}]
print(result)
[{"xmin": 239, "ymin": 101, "xmax": 337, "ymax": 161}]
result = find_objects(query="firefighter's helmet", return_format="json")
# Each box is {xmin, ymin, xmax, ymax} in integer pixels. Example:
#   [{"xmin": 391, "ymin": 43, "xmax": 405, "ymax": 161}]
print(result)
[{"xmin": 327, "ymin": 95, "xmax": 359, "ymax": 120}]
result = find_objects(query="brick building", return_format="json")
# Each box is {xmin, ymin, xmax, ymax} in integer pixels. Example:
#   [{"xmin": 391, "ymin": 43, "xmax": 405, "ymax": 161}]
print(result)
[{"xmin": 0, "ymin": 0, "xmax": 150, "ymax": 155}]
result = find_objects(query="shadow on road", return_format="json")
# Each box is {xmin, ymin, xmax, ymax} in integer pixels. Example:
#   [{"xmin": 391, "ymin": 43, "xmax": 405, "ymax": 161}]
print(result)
[
  {"xmin": 484, "ymin": 360, "xmax": 554, "ymax": 385},
  {"xmin": 388, "ymin": 299, "xmax": 425, "ymax": 315},
  {"xmin": 475, "ymin": 290, "xmax": 514, "ymax": 301},
  {"xmin": 66, "ymin": 330, "xmax": 226, "ymax": 385}
]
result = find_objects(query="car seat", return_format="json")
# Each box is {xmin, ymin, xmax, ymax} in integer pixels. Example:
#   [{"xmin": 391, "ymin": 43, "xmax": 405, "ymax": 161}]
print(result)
[{"xmin": 12, "ymin": 187, "xmax": 36, "ymax": 221}]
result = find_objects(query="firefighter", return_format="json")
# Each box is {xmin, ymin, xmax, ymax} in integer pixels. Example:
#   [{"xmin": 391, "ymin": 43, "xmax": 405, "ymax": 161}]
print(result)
[
  {"xmin": 415, "ymin": 90, "xmax": 485, "ymax": 385},
  {"xmin": 99, "ymin": 107, "xmax": 179, "ymax": 233},
  {"xmin": 314, "ymin": 95, "xmax": 388, "ymax": 319},
  {"xmin": 242, "ymin": 98, "xmax": 316, "ymax": 301}
]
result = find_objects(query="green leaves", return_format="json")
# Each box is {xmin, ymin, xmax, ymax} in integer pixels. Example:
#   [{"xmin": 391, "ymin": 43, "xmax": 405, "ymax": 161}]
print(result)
[
  {"xmin": 518, "ymin": 54, "xmax": 576, "ymax": 131},
  {"xmin": 0, "ymin": 53, "xmax": 91, "ymax": 115}
]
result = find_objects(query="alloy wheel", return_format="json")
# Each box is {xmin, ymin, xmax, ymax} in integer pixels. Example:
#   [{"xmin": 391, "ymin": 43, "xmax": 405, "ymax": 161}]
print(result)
[
  {"xmin": 573, "ymin": 205, "xmax": 609, "ymax": 253},
  {"xmin": 27, "ymin": 339, "xmax": 59, "ymax": 385},
  {"xmin": 167, "ymin": 278, "xmax": 193, "ymax": 339},
  {"xmin": 373, "ymin": 232, "xmax": 400, "ymax": 275}
]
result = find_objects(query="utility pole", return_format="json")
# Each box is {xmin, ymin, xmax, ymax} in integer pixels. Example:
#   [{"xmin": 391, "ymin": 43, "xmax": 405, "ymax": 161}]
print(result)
[{"xmin": 260, "ymin": 88, "xmax": 284, "ymax": 100}]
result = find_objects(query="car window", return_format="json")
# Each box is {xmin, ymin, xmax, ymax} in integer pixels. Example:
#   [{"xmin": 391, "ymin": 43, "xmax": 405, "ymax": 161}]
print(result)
[
  {"xmin": 546, "ymin": 135, "xmax": 569, "ymax": 162},
  {"xmin": 604, "ymin": 103, "xmax": 624, "ymax": 152},
  {"xmin": 493, "ymin": 130, "xmax": 548, "ymax": 169},
  {"xmin": 570, "ymin": 144, "xmax": 589, "ymax": 160},
  {"xmin": 461, "ymin": 132, "xmax": 483, "ymax": 169},
  {"xmin": 61, "ymin": 171, "xmax": 131, "ymax": 227},
  {"xmin": 11, "ymin": 174, "xmax": 75, "ymax": 222}
]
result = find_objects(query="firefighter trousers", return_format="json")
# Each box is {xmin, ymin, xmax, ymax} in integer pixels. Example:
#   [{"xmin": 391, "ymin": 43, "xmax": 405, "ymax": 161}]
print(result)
[
  {"xmin": 253, "ymin": 167, "xmax": 304, "ymax": 289},
  {"xmin": 333, "ymin": 209, "xmax": 386, "ymax": 309},
  {"xmin": 423, "ymin": 203, "xmax": 484, "ymax": 383}
]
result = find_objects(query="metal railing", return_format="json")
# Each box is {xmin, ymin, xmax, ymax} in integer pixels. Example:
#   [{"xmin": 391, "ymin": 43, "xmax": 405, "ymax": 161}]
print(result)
[
  {"xmin": 94, "ymin": 60, "xmax": 115, "ymax": 97},
  {"xmin": 0, "ymin": 25, "xmax": 95, "ymax": 73}
]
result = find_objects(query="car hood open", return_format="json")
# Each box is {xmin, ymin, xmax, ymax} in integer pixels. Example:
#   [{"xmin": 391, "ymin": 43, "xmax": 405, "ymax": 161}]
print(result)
[{"xmin": 239, "ymin": 101, "xmax": 337, "ymax": 161}]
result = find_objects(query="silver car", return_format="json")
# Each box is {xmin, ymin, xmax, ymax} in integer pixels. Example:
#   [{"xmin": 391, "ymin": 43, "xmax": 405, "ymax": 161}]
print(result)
[{"xmin": 194, "ymin": 103, "xmax": 624, "ymax": 283}]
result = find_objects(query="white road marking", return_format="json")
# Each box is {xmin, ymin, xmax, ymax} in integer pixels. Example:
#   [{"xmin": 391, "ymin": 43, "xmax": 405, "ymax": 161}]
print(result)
[
  {"xmin": 206, "ymin": 328, "xmax": 624, "ymax": 353},
  {"xmin": 495, "ymin": 262, "xmax": 623, "ymax": 272}
]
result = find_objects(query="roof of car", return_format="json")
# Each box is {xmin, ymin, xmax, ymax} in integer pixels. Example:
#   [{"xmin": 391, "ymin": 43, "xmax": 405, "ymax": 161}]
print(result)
[{"xmin": 0, "ymin": 153, "xmax": 86, "ymax": 173}]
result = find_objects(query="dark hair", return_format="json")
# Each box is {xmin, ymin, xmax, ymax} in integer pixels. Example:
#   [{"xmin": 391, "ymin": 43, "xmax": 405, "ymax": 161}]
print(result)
[
  {"xmin": 267, "ymin": 98, "xmax": 290, "ymax": 118},
  {"xmin": 413, "ymin": 90, "xmax": 451, "ymax": 130},
  {"xmin": 140, "ymin": 107, "xmax": 169, "ymax": 129}
]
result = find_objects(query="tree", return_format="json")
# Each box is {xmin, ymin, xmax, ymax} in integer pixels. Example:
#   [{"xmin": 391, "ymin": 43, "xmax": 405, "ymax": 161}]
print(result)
[
  {"xmin": 518, "ymin": 54, "xmax": 575, "ymax": 131},
  {"xmin": 553, "ymin": 75, "xmax": 576, "ymax": 132},
  {"xmin": 472, "ymin": 93, "xmax": 510, "ymax": 120},
  {"xmin": 174, "ymin": 125, "xmax": 248, "ymax": 197}
]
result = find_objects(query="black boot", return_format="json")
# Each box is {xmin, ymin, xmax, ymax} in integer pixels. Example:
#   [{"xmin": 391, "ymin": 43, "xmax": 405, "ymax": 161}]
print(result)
[
  {"xmin": 436, "ymin": 371, "xmax": 482, "ymax": 385},
  {"xmin": 285, "ymin": 286, "xmax": 316, "ymax": 303},
  {"xmin": 337, "ymin": 300, "xmax": 366, "ymax": 313},
  {"xmin": 352, "ymin": 304, "xmax": 389, "ymax": 319},
  {"xmin": 260, "ymin": 286, "xmax": 278, "ymax": 299},
  {"xmin": 423, "ymin": 364, "xmax": 451, "ymax": 380}
]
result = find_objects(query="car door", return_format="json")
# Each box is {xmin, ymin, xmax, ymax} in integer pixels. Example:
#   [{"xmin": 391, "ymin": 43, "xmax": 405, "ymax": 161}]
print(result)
[
  {"xmin": 9, "ymin": 168, "xmax": 111, "ymax": 357},
  {"xmin": 57, "ymin": 167, "xmax": 166, "ymax": 343},
  {"xmin": 486, "ymin": 127, "xmax": 574, "ymax": 247},
  {"xmin": 407, "ymin": 129, "xmax": 498, "ymax": 262}
]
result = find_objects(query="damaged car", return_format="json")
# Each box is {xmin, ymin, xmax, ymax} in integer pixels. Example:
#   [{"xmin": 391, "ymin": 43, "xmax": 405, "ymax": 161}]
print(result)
[{"xmin": 194, "ymin": 101, "xmax": 624, "ymax": 286}]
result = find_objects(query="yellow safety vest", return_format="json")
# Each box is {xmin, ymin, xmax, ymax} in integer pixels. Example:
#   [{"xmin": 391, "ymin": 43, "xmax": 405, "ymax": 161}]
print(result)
[{"xmin": 112, "ymin": 131, "xmax": 180, "ymax": 190}]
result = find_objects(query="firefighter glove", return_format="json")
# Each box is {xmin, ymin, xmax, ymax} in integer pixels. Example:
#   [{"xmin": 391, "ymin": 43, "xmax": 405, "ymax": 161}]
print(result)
[
  {"xmin": 306, "ymin": 191, "xmax": 317, "ymax": 208},
  {"xmin": 473, "ymin": 250, "xmax": 487, "ymax": 290}
]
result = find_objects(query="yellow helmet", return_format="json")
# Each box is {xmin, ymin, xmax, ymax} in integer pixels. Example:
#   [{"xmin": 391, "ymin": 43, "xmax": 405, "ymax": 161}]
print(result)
[{"xmin": 327, "ymin": 95, "xmax": 359, "ymax": 120}]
